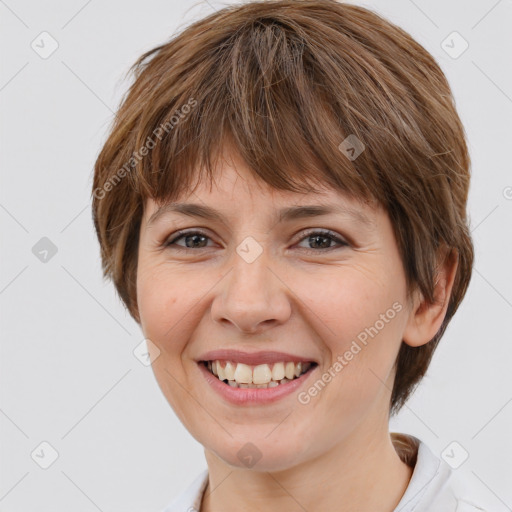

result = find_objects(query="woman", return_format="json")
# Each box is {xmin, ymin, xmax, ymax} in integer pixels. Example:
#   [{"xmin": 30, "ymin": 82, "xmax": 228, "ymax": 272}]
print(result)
[{"xmin": 91, "ymin": 1, "xmax": 486, "ymax": 510}]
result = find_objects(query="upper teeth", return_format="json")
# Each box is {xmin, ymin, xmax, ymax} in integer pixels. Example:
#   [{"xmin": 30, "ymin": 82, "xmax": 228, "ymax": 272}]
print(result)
[{"xmin": 208, "ymin": 360, "xmax": 311, "ymax": 384}]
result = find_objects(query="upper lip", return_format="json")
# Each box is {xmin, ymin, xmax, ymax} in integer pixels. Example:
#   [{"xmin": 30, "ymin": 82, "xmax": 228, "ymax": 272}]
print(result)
[{"xmin": 197, "ymin": 349, "xmax": 318, "ymax": 366}]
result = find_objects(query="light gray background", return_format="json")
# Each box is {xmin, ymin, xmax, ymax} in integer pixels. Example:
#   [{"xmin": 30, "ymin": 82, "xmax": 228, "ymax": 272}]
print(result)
[{"xmin": 1, "ymin": 0, "xmax": 511, "ymax": 510}]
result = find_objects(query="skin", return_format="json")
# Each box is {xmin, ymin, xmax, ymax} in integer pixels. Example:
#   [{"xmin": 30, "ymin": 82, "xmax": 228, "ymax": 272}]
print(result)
[{"xmin": 136, "ymin": 144, "xmax": 458, "ymax": 512}]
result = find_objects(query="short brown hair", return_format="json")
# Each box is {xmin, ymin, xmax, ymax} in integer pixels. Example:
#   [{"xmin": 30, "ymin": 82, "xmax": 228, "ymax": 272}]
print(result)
[{"xmin": 91, "ymin": 0, "xmax": 473, "ymax": 415}]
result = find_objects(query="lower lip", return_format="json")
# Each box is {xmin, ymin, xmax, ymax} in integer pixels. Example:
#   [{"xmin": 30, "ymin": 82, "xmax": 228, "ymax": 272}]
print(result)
[{"xmin": 197, "ymin": 362, "xmax": 317, "ymax": 406}]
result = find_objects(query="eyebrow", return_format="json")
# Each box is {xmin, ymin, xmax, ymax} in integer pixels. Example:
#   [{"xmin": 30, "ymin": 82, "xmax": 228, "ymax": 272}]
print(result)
[{"xmin": 146, "ymin": 202, "xmax": 374, "ymax": 229}]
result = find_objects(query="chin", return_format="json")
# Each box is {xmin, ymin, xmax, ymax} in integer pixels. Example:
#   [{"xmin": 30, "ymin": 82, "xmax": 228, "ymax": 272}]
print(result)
[{"xmin": 207, "ymin": 435, "xmax": 310, "ymax": 473}]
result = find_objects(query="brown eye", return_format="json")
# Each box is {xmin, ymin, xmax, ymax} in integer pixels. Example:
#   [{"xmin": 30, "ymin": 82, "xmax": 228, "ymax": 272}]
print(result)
[
  {"xmin": 163, "ymin": 228, "xmax": 348, "ymax": 254},
  {"xmin": 165, "ymin": 230, "xmax": 213, "ymax": 250},
  {"xmin": 295, "ymin": 230, "xmax": 348, "ymax": 253}
]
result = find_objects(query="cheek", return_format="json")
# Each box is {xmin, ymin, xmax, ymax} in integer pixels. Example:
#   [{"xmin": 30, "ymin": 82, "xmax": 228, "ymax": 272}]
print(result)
[
  {"xmin": 297, "ymin": 267, "xmax": 398, "ymax": 336},
  {"xmin": 291, "ymin": 271, "xmax": 405, "ymax": 433},
  {"xmin": 291, "ymin": 265, "xmax": 405, "ymax": 381},
  {"xmin": 136, "ymin": 263, "xmax": 188, "ymax": 344},
  {"xmin": 136, "ymin": 261, "xmax": 219, "ymax": 365}
]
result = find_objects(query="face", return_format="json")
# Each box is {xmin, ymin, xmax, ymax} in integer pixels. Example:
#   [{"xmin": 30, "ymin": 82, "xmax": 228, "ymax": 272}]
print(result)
[{"xmin": 136, "ymin": 147, "xmax": 413, "ymax": 472}]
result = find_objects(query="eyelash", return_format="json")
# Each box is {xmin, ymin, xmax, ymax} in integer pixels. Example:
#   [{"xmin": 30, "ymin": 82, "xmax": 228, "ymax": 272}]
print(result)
[{"xmin": 164, "ymin": 229, "xmax": 348, "ymax": 254}]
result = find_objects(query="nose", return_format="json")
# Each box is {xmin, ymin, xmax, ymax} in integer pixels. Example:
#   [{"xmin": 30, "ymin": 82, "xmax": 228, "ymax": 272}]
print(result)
[{"xmin": 210, "ymin": 246, "xmax": 292, "ymax": 335}]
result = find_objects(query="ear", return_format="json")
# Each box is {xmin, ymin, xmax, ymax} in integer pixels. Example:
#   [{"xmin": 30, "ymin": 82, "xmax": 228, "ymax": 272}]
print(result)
[{"xmin": 402, "ymin": 247, "xmax": 459, "ymax": 348}]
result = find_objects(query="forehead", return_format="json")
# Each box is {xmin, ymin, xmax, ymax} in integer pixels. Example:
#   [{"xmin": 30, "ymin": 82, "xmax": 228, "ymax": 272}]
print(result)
[
  {"xmin": 149, "ymin": 146, "xmax": 365, "ymax": 204},
  {"xmin": 142, "ymin": 138, "xmax": 383, "ymax": 233},
  {"xmin": 144, "ymin": 168, "xmax": 380, "ymax": 235}
]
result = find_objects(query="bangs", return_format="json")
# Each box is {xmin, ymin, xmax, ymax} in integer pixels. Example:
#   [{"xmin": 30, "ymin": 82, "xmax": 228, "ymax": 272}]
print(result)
[{"xmin": 125, "ymin": 17, "xmax": 381, "ymax": 207}]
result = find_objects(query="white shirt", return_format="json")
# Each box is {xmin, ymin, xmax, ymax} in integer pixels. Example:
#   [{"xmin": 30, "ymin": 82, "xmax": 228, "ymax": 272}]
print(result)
[{"xmin": 160, "ymin": 434, "xmax": 489, "ymax": 512}]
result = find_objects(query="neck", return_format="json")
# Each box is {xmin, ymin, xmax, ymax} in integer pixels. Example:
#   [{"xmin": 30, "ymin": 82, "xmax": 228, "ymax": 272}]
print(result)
[{"xmin": 200, "ymin": 423, "xmax": 414, "ymax": 512}]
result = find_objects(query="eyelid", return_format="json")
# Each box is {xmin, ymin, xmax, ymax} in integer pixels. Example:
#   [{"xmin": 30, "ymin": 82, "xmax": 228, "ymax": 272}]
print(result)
[
  {"xmin": 164, "ymin": 228, "xmax": 215, "ymax": 247},
  {"xmin": 293, "ymin": 228, "xmax": 349, "ymax": 252},
  {"xmin": 296, "ymin": 228, "xmax": 348, "ymax": 243},
  {"xmin": 164, "ymin": 227, "xmax": 349, "ymax": 253}
]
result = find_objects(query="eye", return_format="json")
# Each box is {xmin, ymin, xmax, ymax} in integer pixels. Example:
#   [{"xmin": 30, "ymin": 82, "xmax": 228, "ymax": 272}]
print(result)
[
  {"xmin": 164, "ymin": 228, "xmax": 348, "ymax": 253},
  {"xmin": 294, "ymin": 229, "xmax": 348, "ymax": 253},
  {"xmin": 164, "ymin": 229, "xmax": 214, "ymax": 250}
]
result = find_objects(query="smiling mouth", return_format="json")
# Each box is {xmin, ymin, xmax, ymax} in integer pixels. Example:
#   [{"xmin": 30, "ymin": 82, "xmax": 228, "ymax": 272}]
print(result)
[{"xmin": 201, "ymin": 360, "xmax": 318, "ymax": 389}]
